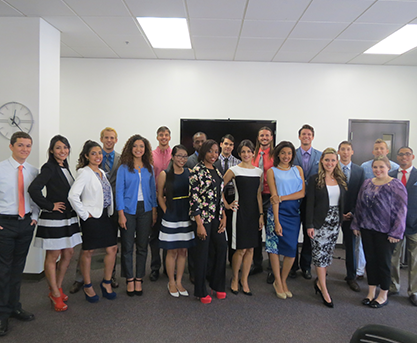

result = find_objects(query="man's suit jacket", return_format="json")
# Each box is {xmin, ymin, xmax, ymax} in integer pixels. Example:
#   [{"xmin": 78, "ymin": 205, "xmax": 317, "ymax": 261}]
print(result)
[
  {"xmin": 104, "ymin": 151, "xmax": 120, "ymax": 196},
  {"xmin": 293, "ymin": 147, "xmax": 322, "ymax": 185},
  {"xmin": 344, "ymin": 163, "xmax": 365, "ymax": 215},
  {"xmin": 68, "ymin": 166, "xmax": 114, "ymax": 221},
  {"xmin": 389, "ymin": 167, "xmax": 417, "ymax": 235},
  {"xmin": 28, "ymin": 159, "xmax": 75, "ymax": 213},
  {"xmin": 185, "ymin": 152, "xmax": 198, "ymax": 169}
]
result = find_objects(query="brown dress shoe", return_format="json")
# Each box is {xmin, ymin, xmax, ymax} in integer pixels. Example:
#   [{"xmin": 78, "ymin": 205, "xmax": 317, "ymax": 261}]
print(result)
[
  {"xmin": 347, "ymin": 279, "xmax": 360, "ymax": 292},
  {"xmin": 69, "ymin": 281, "xmax": 84, "ymax": 294}
]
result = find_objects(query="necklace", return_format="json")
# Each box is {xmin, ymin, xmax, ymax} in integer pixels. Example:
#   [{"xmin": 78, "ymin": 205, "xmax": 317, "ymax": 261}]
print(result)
[{"xmin": 278, "ymin": 164, "xmax": 290, "ymax": 170}]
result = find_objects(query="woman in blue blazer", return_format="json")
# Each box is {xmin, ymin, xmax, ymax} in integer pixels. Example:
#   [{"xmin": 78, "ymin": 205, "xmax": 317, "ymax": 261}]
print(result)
[
  {"xmin": 68, "ymin": 140, "xmax": 118, "ymax": 303},
  {"xmin": 116, "ymin": 135, "xmax": 157, "ymax": 297}
]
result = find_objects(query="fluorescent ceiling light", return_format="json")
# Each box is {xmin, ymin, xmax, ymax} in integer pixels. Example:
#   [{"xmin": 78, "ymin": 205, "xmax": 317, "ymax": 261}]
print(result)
[
  {"xmin": 137, "ymin": 17, "xmax": 191, "ymax": 49},
  {"xmin": 364, "ymin": 24, "xmax": 417, "ymax": 55}
]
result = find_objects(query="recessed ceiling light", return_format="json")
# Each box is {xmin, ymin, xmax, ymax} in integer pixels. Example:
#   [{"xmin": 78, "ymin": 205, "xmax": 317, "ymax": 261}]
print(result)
[
  {"xmin": 364, "ymin": 24, "xmax": 417, "ymax": 55},
  {"xmin": 137, "ymin": 17, "xmax": 192, "ymax": 49}
]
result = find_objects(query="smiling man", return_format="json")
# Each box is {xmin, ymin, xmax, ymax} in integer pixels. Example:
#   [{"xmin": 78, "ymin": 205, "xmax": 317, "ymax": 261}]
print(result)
[
  {"xmin": 0, "ymin": 132, "xmax": 39, "ymax": 337},
  {"xmin": 291, "ymin": 124, "xmax": 322, "ymax": 280},
  {"xmin": 337, "ymin": 141, "xmax": 365, "ymax": 292},
  {"xmin": 389, "ymin": 146, "xmax": 417, "ymax": 306}
]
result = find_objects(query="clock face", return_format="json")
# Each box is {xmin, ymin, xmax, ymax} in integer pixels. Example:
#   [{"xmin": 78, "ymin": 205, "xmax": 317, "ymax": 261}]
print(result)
[{"xmin": 0, "ymin": 102, "xmax": 34, "ymax": 139}]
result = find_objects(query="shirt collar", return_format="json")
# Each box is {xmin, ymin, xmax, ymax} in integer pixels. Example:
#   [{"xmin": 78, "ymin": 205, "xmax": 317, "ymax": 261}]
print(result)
[
  {"xmin": 301, "ymin": 147, "xmax": 312, "ymax": 156},
  {"xmin": 155, "ymin": 146, "xmax": 171, "ymax": 155},
  {"xmin": 220, "ymin": 154, "xmax": 231, "ymax": 161},
  {"xmin": 9, "ymin": 156, "xmax": 26, "ymax": 169},
  {"xmin": 102, "ymin": 150, "xmax": 115, "ymax": 160},
  {"xmin": 399, "ymin": 165, "xmax": 413, "ymax": 173},
  {"xmin": 339, "ymin": 161, "xmax": 352, "ymax": 169}
]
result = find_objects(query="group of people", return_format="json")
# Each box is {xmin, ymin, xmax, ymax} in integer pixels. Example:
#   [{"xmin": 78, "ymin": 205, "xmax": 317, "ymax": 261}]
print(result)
[{"xmin": 0, "ymin": 123, "xmax": 416, "ymax": 337}]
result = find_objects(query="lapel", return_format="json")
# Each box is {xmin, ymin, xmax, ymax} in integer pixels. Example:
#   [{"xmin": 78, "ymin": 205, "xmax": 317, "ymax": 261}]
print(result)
[{"xmin": 407, "ymin": 167, "xmax": 417, "ymax": 190}]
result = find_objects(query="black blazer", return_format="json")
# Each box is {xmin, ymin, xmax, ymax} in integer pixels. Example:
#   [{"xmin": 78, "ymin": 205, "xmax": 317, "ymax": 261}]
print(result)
[
  {"xmin": 306, "ymin": 174, "xmax": 346, "ymax": 229},
  {"xmin": 344, "ymin": 163, "xmax": 365, "ymax": 215},
  {"xmin": 28, "ymin": 159, "xmax": 74, "ymax": 213},
  {"xmin": 389, "ymin": 167, "xmax": 417, "ymax": 235}
]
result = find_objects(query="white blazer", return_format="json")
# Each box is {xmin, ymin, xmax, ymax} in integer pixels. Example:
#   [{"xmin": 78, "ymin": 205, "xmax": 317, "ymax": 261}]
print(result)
[{"xmin": 68, "ymin": 166, "xmax": 114, "ymax": 221}]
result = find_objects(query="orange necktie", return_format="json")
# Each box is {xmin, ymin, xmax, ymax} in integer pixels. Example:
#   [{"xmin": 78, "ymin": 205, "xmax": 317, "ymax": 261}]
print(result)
[
  {"xmin": 18, "ymin": 165, "xmax": 25, "ymax": 218},
  {"xmin": 401, "ymin": 170, "xmax": 407, "ymax": 187}
]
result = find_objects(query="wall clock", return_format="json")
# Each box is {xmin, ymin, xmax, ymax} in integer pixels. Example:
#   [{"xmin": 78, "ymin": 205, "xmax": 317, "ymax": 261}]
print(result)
[{"xmin": 0, "ymin": 102, "xmax": 34, "ymax": 139}]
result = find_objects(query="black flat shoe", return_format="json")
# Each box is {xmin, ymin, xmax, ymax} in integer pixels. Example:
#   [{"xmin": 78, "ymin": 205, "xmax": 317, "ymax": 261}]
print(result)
[
  {"xmin": 361, "ymin": 297, "xmax": 373, "ymax": 306},
  {"xmin": 370, "ymin": 299, "xmax": 388, "ymax": 308}
]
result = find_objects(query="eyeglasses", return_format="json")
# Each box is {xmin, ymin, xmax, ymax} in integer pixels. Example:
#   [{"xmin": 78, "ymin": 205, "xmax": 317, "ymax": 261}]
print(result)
[
  {"xmin": 174, "ymin": 155, "xmax": 188, "ymax": 159},
  {"xmin": 397, "ymin": 152, "xmax": 413, "ymax": 157}
]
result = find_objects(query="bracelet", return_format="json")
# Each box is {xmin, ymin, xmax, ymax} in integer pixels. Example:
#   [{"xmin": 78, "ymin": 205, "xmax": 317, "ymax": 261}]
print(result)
[
  {"xmin": 259, "ymin": 213, "xmax": 264, "ymax": 216},
  {"xmin": 279, "ymin": 196, "xmax": 282, "ymax": 203}
]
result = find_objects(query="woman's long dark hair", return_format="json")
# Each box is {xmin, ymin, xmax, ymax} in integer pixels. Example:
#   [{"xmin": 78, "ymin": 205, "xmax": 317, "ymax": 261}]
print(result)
[
  {"xmin": 76, "ymin": 140, "xmax": 101, "ymax": 170},
  {"xmin": 48, "ymin": 135, "xmax": 71, "ymax": 169},
  {"xmin": 272, "ymin": 141, "xmax": 296, "ymax": 167},
  {"xmin": 120, "ymin": 134, "xmax": 153, "ymax": 173},
  {"xmin": 165, "ymin": 144, "xmax": 187, "ymax": 210}
]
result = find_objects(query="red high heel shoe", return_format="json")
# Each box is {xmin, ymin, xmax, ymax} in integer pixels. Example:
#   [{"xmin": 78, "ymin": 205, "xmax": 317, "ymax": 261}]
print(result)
[
  {"xmin": 49, "ymin": 293, "xmax": 68, "ymax": 312},
  {"xmin": 59, "ymin": 288, "xmax": 68, "ymax": 302},
  {"xmin": 211, "ymin": 290, "xmax": 227, "ymax": 299},
  {"xmin": 199, "ymin": 295, "xmax": 212, "ymax": 304}
]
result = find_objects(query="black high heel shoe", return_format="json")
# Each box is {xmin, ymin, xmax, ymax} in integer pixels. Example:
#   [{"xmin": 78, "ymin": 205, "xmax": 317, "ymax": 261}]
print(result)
[
  {"xmin": 314, "ymin": 278, "xmax": 333, "ymax": 308},
  {"xmin": 230, "ymin": 278, "xmax": 238, "ymax": 295},
  {"xmin": 126, "ymin": 279, "xmax": 135, "ymax": 297},
  {"xmin": 134, "ymin": 278, "xmax": 143, "ymax": 296},
  {"xmin": 239, "ymin": 280, "xmax": 252, "ymax": 296}
]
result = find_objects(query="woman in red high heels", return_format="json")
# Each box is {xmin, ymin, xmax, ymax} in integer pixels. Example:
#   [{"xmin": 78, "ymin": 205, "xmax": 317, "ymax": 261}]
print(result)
[
  {"xmin": 29, "ymin": 135, "xmax": 82, "ymax": 311},
  {"xmin": 189, "ymin": 140, "xmax": 227, "ymax": 304}
]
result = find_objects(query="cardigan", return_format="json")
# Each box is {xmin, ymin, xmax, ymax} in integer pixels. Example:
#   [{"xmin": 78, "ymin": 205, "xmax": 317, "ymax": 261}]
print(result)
[
  {"xmin": 305, "ymin": 174, "xmax": 346, "ymax": 229},
  {"xmin": 115, "ymin": 164, "xmax": 157, "ymax": 215}
]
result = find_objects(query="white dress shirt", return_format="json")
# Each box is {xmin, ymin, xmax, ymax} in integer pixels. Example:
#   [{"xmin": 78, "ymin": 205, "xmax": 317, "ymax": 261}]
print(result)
[
  {"xmin": 397, "ymin": 165, "xmax": 414, "ymax": 183},
  {"xmin": 0, "ymin": 156, "xmax": 39, "ymax": 220}
]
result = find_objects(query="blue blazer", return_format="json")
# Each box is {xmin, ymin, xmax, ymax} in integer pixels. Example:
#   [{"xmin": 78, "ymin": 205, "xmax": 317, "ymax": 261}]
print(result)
[
  {"xmin": 116, "ymin": 164, "xmax": 157, "ymax": 215},
  {"xmin": 293, "ymin": 147, "xmax": 322, "ymax": 186},
  {"xmin": 389, "ymin": 167, "xmax": 417, "ymax": 235},
  {"xmin": 344, "ymin": 163, "xmax": 365, "ymax": 215}
]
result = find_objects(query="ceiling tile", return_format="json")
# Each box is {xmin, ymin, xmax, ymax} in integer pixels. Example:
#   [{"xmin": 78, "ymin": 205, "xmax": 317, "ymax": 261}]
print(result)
[
  {"xmin": 289, "ymin": 21, "xmax": 349, "ymax": 39},
  {"xmin": 356, "ymin": 1, "xmax": 417, "ymax": 24},
  {"xmin": 82, "ymin": 16, "xmax": 140, "ymax": 35},
  {"xmin": 0, "ymin": 1, "xmax": 24, "ymax": 15},
  {"xmin": 42, "ymin": 15, "xmax": 91, "ymax": 33},
  {"xmin": 322, "ymin": 39, "xmax": 377, "ymax": 53},
  {"xmin": 125, "ymin": 0, "xmax": 187, "ymax": 17},
  {"xmin": 194, "ymin": 49, "xmax": 235, "ymax": 60},
  {"xmin": 245, "ymin": 0, "xmax": 311, "ymax": 21},
  {"xmin": 385, "ymin": 48, "xmax": 417, "ymax": 66},
  {"xmin": 154, "ymin": 49, "xmax": 195, "ymax": 59},
  {"xmin": 189, "ymin": 18, "xmax": 241, "ymax": 37},
  {"xmin": 238, "ymin": 37, "xmax": 284, "ymax": 50},
  {"xmin": 279, "ymin": 38, "xmax": 331, "ymax": 53},
  {"xmin": 311, "ymin": 52, "xmax": 361, "ymax": 64},
  {"xmin": 348, "ymin": 53, "xmax": 398, "ymax": 65},
  {"xmin": 63, "ymin": 0, "xmax": 130, "ymax": 16},
  {"xmin": 4, "ymin": 0, "xmax": 74, "ymax": 16},
  {"xmin": 273, "ymin": 50, "xmax": 317, "ymax": 62},
  {"xmin": 60, "ymin": 42, "xmax": 82, "ymax": 57},
  {"xmin": 192, "ymin": 36, "xmax": 238, "ymax": 50},
  {"xmin": 240, "ymin": 20, "xmax": 296, "ymax": 38},
  {"xmin": 337, "ymin": 22, "xmax": 403, "ymax": 40},
  {"xmin": 234, "ymin": 49, "xmax": 276, "ymax": 61},
  {"xmin": 300, "ymin": 0, "xmax": 374, "ymax": 22},
  {"xmin": 186, "ymin": 0, "xmax": 247, "ymax": 19},
  {"xmin": 67, "ymin": 44, "xmax": 119, "ymax": 58},
  {"xmin": 100, "ymin": 34, "xmax": 156, "ymax": 58}
]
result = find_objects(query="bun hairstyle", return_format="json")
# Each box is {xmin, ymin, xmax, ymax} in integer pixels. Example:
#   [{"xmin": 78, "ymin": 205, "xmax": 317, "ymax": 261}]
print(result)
[{"xmin": 76, "ymin": 140, "xmax": 101, "ymax": 170}]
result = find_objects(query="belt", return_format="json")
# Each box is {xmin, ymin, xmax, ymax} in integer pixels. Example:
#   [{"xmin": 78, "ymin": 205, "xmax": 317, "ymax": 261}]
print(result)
[
  {"xmin": 172, "ymin": 196, "xmax": 189, "ymax": 200},
  {"xmin": 0, "ymin": 212, "xmax": 32, "ymax": 221}
]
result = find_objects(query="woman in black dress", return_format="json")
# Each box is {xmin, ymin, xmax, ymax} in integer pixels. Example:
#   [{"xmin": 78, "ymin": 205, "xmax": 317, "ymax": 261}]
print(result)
[{"xmin": 29, "ymin": 135, "xmax": 82, "ymax": 311}]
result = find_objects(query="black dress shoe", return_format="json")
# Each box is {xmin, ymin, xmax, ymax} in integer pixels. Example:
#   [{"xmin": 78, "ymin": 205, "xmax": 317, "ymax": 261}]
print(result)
[
  {"xmin": 111, "ymin": 276, "xmax": 119, "ymax": 288},
  {"xmin": 288, "ymin": 270, "xmax": 297, "ymax": 279},
  {"xmin": 249, "ymin": 265, "xmax": 263, "ymax": 276},
  {"xmin": 388, "ymin": 290, "xmax": 399, "ymax": 297},
  {"xmin": 302, "ymin": 270, "xmax": 312, "ymax": 279},
  {"xmin": 0, "ymin": 319, "xmax": 8, "ymax": 336},
  {"xmin": 370, "ymin": 299, "xmax": 388, "ymax": 308},
  {"xmin": 346, "ymin": 279, "xmax": 361, "ymax": 292},
  {"xmin": 10, "ymin": 309, "xmax": 35, "ymax": 321},
  {"xmin": 409, "ymin": 294, "xmax": 417, "ymax": 306},
  {"xmin": 149, "ymin": 270, "xmax": 159, "ymax": 282},
  {"xmin": 69, "ymin": 281, "xmax": 84, "ymax": 294},
  {"xmin": 266, "ymin": 272, "xmax": 275, "ymax": 284}
]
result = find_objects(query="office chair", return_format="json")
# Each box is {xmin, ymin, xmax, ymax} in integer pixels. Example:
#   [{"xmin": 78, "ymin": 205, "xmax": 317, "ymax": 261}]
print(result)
[{"xmin": 350, "ymin": 324, "xmax": 417, "ymax": 343}]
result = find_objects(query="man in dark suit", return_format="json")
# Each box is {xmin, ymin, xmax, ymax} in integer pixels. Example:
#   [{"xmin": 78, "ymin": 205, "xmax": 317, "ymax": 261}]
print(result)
[
  {"xmin": 290, "ymin": 124, "xmax": 321, "ymax": 279},
  {"xmin": 70, "ymin": 127, "xmax": 120, "ymax": 293},
  {"xmin": 214, "ymin": 134, "xmax": 241, "ymax": 264},
  {"xmin": 185, "ymin": 132, "xmax": 206, "ymax": 169},
  {"xmin": 389, "ymin": 146, "xmax": 417, "ymax": 306},
  {"xmin": 338, "ymin": 141, "xmax": 365, "ymax": 292}
]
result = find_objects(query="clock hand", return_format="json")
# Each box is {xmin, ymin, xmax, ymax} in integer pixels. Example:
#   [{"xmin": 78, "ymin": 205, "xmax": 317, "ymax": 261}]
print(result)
[
  {"xmin": 12, "ymin": 109, "xmax": 16, "ymax": 122},
  {"xmin": 12, "ymin": 120, "xmax": 24, "ymax": 132}
]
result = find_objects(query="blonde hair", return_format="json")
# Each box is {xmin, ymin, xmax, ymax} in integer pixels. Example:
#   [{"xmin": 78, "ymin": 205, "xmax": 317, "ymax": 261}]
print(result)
[
  {"xmin": 100, "ymin": 127, "xmax": 118, "ymax": 139},
  {"xmin": 374, "ymin": 138, "xmax": 388, "ymax": 149},
  {"xmin": 316, "ymin": 147, "xmax": 347, "ymax": 190}
]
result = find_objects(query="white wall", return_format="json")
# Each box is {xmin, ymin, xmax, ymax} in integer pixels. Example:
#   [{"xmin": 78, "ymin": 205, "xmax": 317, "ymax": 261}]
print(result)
[{"xmin": 60, "ymin": 58, "xmax": 417, "ymax": 165}]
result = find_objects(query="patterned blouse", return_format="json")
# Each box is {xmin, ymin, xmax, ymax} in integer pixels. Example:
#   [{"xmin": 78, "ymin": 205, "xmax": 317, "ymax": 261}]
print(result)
[
  {"xmin": 94, "ymin": 171, "xmax": 112, "ymax": 209},
  {"xmin": 189, "ymin": 162, "xmax": 224, "ymax": 224},
  {"xmin": 351, "ymin": 178, "xmax": 407, "ymax": 239}
]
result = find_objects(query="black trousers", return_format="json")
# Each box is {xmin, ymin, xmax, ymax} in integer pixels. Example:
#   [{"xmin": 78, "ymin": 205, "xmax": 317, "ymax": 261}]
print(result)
[
  {"xmin": 253, "ymin": 194, "xmax": 270, "ymax": 268},
  {"xmin": 361, "ymin": 228, "xmax": 396, "ymax": 290},
  {"xmin": 192, "ymin": 219, "xmax": 227, "ymax": 297},
  {"xmin": 342, "ymin": 220, "xmax": 357, "ymax": 280},
  {"xmin": 0, "ymin": 216, "xmax": 34, "ymax": 320},
  {"xmin": 292, "ymin": 199, "xmax": 312, "ymax": 272}
]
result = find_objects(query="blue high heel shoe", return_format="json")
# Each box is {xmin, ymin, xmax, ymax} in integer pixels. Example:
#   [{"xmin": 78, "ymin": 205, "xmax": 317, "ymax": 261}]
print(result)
[
  {"xmin": 100, "ymin": 279, "xmax": 117, "ymax": 300},
  {"xmin": 83, "ymin": 283, "xmax": 99, "ymax": 303}
]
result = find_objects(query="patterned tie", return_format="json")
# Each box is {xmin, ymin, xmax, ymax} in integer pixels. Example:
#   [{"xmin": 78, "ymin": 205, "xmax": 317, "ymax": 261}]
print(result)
[
  {"xmin": 259, "ymin": 151, "xmax": 265, "ymax": 191},
  {"xmin": 342, "ymin": 165, "xmax": 349, "ymax": 183},
  {"xmin": 104, "ymin": 154, "xmax": 111, "ymax": 174},
  {"xmin": 18, "ymin": 165, "xmax": 25, "ymax": 218},
  {"xmin": 401, "ymin": 170, "xmax": 407, "ymax": 187},
  {"xmin": 224, "ymin": 157, "xmax": 229, "ymax": 173}
]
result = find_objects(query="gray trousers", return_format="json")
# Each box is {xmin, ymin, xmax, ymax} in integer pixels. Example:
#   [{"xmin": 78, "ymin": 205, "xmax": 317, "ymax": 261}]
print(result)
[{"xmin": 121, "ymin": 201, "xmax": 152, "ymax": 279}]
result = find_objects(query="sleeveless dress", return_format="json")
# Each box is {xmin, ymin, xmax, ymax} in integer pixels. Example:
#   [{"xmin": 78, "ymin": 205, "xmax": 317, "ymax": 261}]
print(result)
[
  {"xmin": 159, "ymin": 168, "xmax": 195, "ymax": 249},
  {"xmin": 266, "ymin": 166, "xmax": 303, "ymax": 257},
  {"xmin": 229, "ymin": 165, "xmax": 263, "ymax": 250}
]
